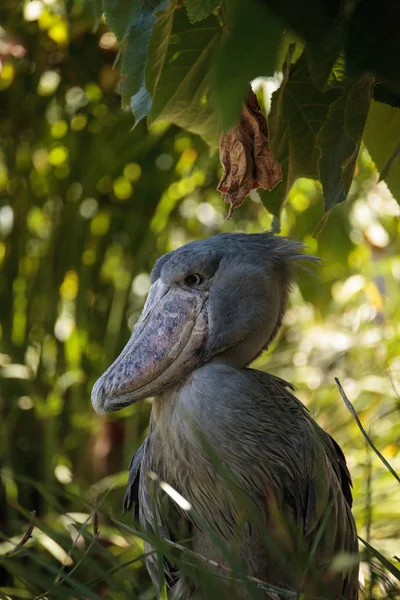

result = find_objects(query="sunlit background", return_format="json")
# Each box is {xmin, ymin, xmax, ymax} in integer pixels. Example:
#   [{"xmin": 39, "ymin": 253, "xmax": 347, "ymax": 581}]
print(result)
[{"xmin": 0, "ymin": 1, "xmax": 399, "ymax": 598}]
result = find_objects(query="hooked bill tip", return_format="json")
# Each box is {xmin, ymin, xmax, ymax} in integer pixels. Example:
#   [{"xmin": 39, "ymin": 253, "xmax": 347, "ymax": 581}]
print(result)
[{"xmin": 91, "ymin": 377, "xmax": 108, "ymax": 415}]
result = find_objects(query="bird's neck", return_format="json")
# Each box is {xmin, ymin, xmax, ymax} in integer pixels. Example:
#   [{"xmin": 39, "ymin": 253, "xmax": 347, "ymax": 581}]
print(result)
[
  {"xmin": 150, "ymin": 362, "xmax": 243, "ymax": 443},
  {"xmin": 207, "ymin": 338, "xmax": 265, "ymax": 369}
]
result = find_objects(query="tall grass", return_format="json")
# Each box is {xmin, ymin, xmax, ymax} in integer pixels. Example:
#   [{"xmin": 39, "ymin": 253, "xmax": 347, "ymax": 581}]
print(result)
[{"xmin": 1, "ymin": 381, "xmax": 399, "ymax": 599}]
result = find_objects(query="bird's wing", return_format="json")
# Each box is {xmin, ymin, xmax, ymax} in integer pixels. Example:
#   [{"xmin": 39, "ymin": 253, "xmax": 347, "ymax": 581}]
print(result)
[
  {"xmin": 274, "ymin": 376, "xmax": 359, "ymax": 599},
  {"xmin": 326, "ymin": 432, "xmax": 353, "ymax": 508},
  {"xmin": 316, "ymin": 430, "xmax": 359, "ymax": 600},
  {"xmin": 245, "ymin": 372, "xmax": 358, "ymax": 599},
  {"xmin": 124, "ymin": 438, "xmax": 181, "ymax": 596},
  {"xmin": 124, "ymin": 438, "xmax": 145, "ymax": 517}
]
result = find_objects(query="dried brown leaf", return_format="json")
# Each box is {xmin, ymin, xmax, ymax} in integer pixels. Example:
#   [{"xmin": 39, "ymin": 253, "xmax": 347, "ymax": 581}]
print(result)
[{"xmin": 218, "ymin": 89, "xmax": 282, "ymax": 218}]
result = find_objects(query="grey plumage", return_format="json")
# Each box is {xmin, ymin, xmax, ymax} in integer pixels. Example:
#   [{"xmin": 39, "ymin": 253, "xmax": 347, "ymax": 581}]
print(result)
[{"xmin": 92, "ymin": 232, "xmax": 359, "ymax": 599}]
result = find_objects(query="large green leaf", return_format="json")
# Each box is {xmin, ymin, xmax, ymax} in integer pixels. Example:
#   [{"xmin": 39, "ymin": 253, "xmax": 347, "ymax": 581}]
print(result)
[
  {"xmin": 147, "ymin": 8, "xmax": 222, "ymax": 148},
  {"xmin": 102, "ymin": 0, "xmax": 140, "ymax": 39},
  {"xmin": 185, "ymin": 0, "xmax": 220, "ymax": 23},
  {"xmin": 363, "ymin": 101, "xmax": 400, "ymax": 203},
  {"xmin": 121, "ymin": 10, "xmax": 163, "ymax": 119},
  {"xmin": 103, "ymin": 0, "xmax": 167, "ymax": 122},
  {"xmin": 213, "ymin": 0, "xmax": 282, "ymax": 131},
  {"xmin": 317, "ymin": 75, "xmax": 374, "ymax": 211},
  {"xmin": 306, "ymin": 24, "xmax": 342, "ymax": 90},
  {"xmin": 262, "ymin": 48, "xmax": 339, "ymax": 216}
]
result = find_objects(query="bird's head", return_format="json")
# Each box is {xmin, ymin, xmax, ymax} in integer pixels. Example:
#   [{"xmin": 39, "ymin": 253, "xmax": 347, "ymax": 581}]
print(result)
[{"xmin": 92, "ymin": 232, "xmax": 317, "ymax": 414}]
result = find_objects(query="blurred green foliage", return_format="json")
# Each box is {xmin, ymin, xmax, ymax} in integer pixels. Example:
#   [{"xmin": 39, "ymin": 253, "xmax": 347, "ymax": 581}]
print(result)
[
  {"xmin": 96, "ymin": 0, "xmax": 400, "ymax": 215},
  {"xmin": 0, "ymin": 1, "xmax": 399, "ymax": 598}
]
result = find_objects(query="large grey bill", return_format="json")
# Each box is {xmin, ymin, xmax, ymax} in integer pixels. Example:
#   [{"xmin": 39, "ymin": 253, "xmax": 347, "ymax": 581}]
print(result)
[{"xmin": 91, "ymin": 279, "xmax": 208, "ymax": 414}]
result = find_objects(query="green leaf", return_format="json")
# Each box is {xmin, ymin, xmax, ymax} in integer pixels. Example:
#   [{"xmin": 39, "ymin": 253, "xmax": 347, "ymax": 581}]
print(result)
[
  {"xmin": 253, "ymin": 1, "xmax": 344, "ymax": 92},
  {"xmin": 121, "ymin": 10, "xmax": 164, "ymax": 113},
  {"xmin": 147, "ymin": 8, "xmax": 222, "ymax": 148},
  {"xmin": 103, "ymin": 0, "xmax": 167, "ymax": 122},
  {"xmin": 213, "ymin": 0, "xmax": 282, "ymax": 131},
  {"xmin": 317, "ymin": 75, "xmax": 374, "ymax": 211},
  {"xmin": 363, "ymin": 101, "xmax": 400, "ymax": 203},
  {"xmin": 146, "ymin": 1, "xmax": 178, "ymax": 98},
  {"xmin": 263, "ymin": 48, "xmax": 339, "ymax": 216},
  {"xmin": 185, "ymin": 0, "xmax": 219, "ymax": 23},
  {"xmin": 306, "ymin": 24, "xmax": 342, "ymax": 90},
  {"xmin": 103, "ymin": 0, "xmax": 138, "ymax": 39}
]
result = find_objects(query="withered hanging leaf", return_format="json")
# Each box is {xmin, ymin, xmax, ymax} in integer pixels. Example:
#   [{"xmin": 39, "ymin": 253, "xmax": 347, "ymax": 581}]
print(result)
[{"xmin": 217, "ymin": 89, "xmax": 282, "ymax": 218}]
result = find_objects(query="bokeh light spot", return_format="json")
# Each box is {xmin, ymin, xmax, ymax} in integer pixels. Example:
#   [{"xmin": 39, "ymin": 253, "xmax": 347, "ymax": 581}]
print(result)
[
  {"xmin": 113, "ymin": 177, "xmax": 132, "ymax": 200},
  {"xmin": 54, "ymin": 314, "xmax": 75, "ymax": 341},
  {"xmin": 60, "ymin": 270, "xmax": 79, "ymax": 300},
  {"xmin": 123, "ymin": 163, "xmax": 141, "ymax": 182},
  {"xmin": 90, "ymin": 212, "xmax": 110, "ymax": 236},
  {"xmin": 51, "ymin": 120, "xmax": 68, "ymax": 138},
  {"xmin": 49, "ymin": 145, "xmax": 68, "ymax": 166},
  {"xmin": 0, "ymin": 62, "xmax": 15, "ymax": 90},
  {"xmin": 155, "ymin": 153, "xmax": 174, "ymax": 171},
  {"xmin": 132, "ymin": 273, "xmax": 150, "ymax": 297},
  {"xmin": 54, "ymin": 464, "xmax": 73, "ymax": 484},
  {"xmin": 80, "ymin": 198, "xmax": 98, "ymax": 219},
  {"xmin": 70, "ymin": 114, "xmax": 87, "ymax": 131},
  {"xmin": 37, "ymin": 70, "xmax": 60, "ymax": 96},
  {"xmin": 84, "ymin": 83, "xmax": 102, "ymax": 103},
  {"xmin": 24, "ymin": 0, "xmax": 43, "ymax": 21},
  {"xmin": 0, "ymin": 206, "xmax": 14, "ymax": 236},
  {"xmin": 18, "ymin": 396, "xmax": 34, "ymax": 410},
  {"xmin": 48, "ymin": 21, "xmax": 68, "ymax": 44},
  {"xmin": 99, "ymin": 31, "xmax": 117, "ymax": 50}
]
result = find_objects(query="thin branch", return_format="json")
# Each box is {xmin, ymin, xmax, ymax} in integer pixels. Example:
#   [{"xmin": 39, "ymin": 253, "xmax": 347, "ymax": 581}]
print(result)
[
  {"xmin": 0, "ymin": 511, "xmax": 35, "ymax": 561},
  {"xmin": 335, "ymin": 378, "xmax": 400, "ymax": 483}
]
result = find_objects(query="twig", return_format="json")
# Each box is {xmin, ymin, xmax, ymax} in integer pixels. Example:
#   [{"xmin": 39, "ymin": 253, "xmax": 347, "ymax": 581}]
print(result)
[
  {"xmin": 0, "ymin": 511, "xmax": 35, "ymax": 561},
  {"xmin": 93, "ymin": 508, "xmax": 99, "ymax": 536},
  {"xmin": 335, "ymin": 378, "xmax": 400, "ymax": 483}
]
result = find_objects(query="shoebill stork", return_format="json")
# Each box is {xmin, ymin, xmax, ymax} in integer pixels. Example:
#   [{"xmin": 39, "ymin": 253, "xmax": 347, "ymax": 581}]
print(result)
[{"xmin": 92, "ymin": 232, "xmax": 358, "ymax": 600}]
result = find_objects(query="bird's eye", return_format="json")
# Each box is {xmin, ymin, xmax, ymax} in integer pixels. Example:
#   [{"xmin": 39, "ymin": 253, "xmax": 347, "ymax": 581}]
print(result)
[{"xmin": 184, "ymin": 273, "xmax": 203, "ymax": 287}]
